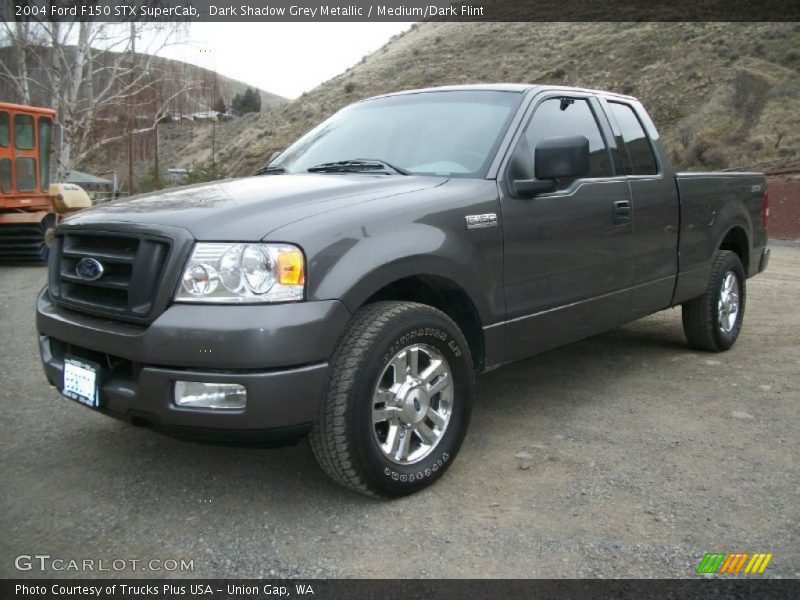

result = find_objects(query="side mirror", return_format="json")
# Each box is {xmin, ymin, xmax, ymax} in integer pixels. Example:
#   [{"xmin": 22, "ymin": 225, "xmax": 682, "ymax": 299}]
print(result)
[{"xmin": 512, "ymin": 135, "xmax": 590, "ymax": 198}]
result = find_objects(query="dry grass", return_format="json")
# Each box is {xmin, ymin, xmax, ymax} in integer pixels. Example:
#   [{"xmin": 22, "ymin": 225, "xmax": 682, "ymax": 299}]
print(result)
[{"xmin": 101, "ymin": 22, "xmax": 800, "ymax": 179}]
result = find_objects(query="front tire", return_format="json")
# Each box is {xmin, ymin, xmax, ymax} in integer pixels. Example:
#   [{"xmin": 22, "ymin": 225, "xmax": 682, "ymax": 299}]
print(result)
[
  {"xmin": 682, "ymin": 250, "xmax": 746, "ymax": 352},
  {"xmin": 310, "ymin": 301, "xmax": 474, "ymax": 497}
]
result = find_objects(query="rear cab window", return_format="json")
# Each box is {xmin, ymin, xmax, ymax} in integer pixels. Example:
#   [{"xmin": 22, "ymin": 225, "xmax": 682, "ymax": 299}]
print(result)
[{"xmin": 607, "ymin": 101, "xmax": 659, "ymax": 175}]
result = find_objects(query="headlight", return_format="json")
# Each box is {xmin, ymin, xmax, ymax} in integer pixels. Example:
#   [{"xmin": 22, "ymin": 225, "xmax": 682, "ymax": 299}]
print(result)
[{"xmin": 175, "ymin": 243, "xmax": 304, "ymax": 303}]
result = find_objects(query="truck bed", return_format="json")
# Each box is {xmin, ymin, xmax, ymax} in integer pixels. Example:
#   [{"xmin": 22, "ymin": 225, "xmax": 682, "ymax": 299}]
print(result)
[{"xmin": 673, "ymin": 171, "xmax": 768, "ymax": 305}]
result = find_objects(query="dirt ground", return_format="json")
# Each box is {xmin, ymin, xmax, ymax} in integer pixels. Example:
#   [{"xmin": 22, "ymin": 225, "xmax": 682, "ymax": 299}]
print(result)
[{"xmin": 1, "ymin": 242, "xmax": 798, "ymax": 579}]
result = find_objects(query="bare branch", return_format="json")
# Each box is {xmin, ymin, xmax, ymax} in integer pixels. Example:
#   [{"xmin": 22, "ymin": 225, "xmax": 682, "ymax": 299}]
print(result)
[{"xmin": 0, "ymin": 21, "xmax": 195, "ymax": 180}]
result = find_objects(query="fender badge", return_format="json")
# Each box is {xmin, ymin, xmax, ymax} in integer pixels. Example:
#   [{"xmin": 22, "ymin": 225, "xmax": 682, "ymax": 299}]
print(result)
[{"xmin": 465, "ymin": 213, "xmax": 498, "ymax": 229}]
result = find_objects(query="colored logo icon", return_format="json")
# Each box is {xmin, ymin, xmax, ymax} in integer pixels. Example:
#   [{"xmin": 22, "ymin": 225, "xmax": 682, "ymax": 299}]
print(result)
[{"xmin": 696, "ymin": 552, "xmax": 773, "ymax": 574}]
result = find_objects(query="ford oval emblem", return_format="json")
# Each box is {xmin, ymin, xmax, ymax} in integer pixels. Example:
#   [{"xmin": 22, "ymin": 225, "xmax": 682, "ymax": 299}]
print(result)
[{"xmin": 75, "ymin": 258, "xmax": 104, "ymax": 281}]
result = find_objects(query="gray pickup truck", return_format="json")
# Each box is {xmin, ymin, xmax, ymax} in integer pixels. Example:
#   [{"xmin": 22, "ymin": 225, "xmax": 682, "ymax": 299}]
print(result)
[{"xmin": 37, "ymin": 85, "xmax": 770, "ymax": 497}]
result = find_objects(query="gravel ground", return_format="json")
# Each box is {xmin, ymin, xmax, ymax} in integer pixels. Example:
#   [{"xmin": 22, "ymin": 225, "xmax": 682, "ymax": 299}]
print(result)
[{"xmin": 1, "ymin": 242, "xmax": 798, "ymax": 579}]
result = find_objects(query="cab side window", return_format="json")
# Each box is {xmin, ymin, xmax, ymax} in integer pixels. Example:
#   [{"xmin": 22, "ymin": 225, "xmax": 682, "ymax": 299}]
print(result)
[
  {"xmin": 16, "ymin": 157, "xmax": 36, "ymax": 192},
  {"xmin": 0, "ymin": 111, "xmax": 9, "ymax": 147},
  {"xmin": 0, "ymin": 111, "xmax": 9, "ymax": 193},
  {"xmin": 607, "ymin": 102, "xmax": 658, "ymax": 175},
  {"xmin": 0, "ymin": 159, "xmax": 11, "ymax": 193},
  {"xmin": 39, "ymin": 117, "xmax": 53, "ymax": 190},
  {"xmin": 523, "ymin": 98, "xmax": 611, "ymax": 189},
  {"xmin": 14, "ymin": 114, "xmax": 35, "ymax": 150}
]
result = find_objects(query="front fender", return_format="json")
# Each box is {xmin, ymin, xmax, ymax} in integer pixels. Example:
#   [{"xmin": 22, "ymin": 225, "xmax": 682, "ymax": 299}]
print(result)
[{"xmin": 311, "ymin": 223, "xmax": 499, "ymax": 324}]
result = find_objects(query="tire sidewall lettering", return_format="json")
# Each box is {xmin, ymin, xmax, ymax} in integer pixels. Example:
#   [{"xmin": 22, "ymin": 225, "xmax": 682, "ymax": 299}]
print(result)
[
  {"xmin": 382, "ymin": 453, "xmax": 450, "ymax": 481},
  {"xmin": 382, "ymin": 327, "xmax": 463, "ymax": 366}
]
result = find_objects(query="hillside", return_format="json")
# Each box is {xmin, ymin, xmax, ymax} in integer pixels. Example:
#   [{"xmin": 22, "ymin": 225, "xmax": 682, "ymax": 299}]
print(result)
[
  {"xmin": 198, "ymin": 22, "xmax": 799, "ymax": 177},
  {"xmin": 0, "ymin": 45, "xmax": 286, "ymax": 115}
]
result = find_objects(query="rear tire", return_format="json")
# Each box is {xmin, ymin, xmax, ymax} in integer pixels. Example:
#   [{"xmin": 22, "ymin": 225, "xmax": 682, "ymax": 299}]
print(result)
[
  {"xmin": 310, "ymin": 301, "xmax": 474, "ymax": 498},
  {"xmin": 682, "ymin": 250, "xmax": 746, "ymax": 352}
]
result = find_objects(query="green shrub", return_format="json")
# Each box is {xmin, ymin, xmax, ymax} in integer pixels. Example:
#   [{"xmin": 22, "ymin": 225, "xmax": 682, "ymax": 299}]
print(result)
[
  {"xmin": 186, "ymin": 161, "xmax": 226, "ymax": 184},
  {"xmin": 137, "ymin": 166, "xmax": 165, "ymax": 193}
]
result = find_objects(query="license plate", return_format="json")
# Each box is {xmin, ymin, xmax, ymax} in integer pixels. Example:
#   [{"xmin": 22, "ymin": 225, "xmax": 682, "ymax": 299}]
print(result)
[{"xmin": 62, "ymin": 357, "xmax": 101, "ymax": 408}]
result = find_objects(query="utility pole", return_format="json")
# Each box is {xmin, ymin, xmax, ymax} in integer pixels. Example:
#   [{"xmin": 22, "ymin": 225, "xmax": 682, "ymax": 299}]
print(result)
[
  {"xmin": 211, "ymin": 118, "xmax": 216, "ymax": 166},
  {"xmin": 153, "ymin": 122, "xmax": 159, "ymax": 186}
]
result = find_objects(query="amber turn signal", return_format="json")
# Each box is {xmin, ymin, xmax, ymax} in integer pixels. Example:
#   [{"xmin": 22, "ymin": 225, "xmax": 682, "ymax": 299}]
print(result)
[{"xmin": 277, "ymin": 249, "xmax": 305, "ymax": 286}]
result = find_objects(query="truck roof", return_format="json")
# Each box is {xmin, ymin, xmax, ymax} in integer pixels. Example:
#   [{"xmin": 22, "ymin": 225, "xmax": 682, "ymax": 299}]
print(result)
[{"xmin": 365, "ymin": 83, "xmax": 638, "ymax": 103}]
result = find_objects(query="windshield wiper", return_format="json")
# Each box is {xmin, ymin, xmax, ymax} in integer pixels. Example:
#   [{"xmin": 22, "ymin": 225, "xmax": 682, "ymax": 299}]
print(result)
[
  {"xmin": 307, "ymin": 159, "xmax": 409, "ymax": 175},
  {"xmin": 256, "ymin": 165, "xmax": 286, "ymax": 175}
]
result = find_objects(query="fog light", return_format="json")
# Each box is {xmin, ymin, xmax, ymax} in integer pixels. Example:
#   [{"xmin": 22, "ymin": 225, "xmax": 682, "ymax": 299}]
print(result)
[{"xmin": 174, "ymin": 381, "xmax": 247, "ymax": 410}]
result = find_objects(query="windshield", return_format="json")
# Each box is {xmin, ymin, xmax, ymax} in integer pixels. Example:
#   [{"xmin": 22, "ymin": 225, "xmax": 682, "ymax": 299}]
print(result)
[{"xmin": 272, "ymin": 90, "xmax": 522, "ymax": 178}]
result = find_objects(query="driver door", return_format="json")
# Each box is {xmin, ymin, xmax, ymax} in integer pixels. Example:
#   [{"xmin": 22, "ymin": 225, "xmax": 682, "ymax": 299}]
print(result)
[{"xmin": 498, "ymin": 93, "xmax": 634, "ymax": 361}]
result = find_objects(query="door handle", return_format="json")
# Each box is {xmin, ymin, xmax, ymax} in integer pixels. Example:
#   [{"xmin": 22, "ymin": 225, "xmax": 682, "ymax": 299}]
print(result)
[{"xmin": 613, "ymin": 200, "xmax": 631, "ymax": 225}]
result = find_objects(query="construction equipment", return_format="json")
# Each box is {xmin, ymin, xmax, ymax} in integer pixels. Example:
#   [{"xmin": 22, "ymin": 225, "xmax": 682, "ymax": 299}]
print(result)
[{"xmin": 0, "ymin": 102, "xmax": 91, "ymax": 262}]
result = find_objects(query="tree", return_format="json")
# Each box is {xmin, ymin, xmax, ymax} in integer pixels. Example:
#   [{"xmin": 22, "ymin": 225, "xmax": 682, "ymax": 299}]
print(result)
[
  {"xmin": 243, "ymin": 87, "xmax": 261, "ymax": 113},
  {"xmin": 137, "ymin": 165, "xmax": 166, "ymax": 194},
  {"xmin": 186, "ymin": 160, "xmax": 225, "ymax": 184},
  {"xmin": 230, "ymin": 87, "xmax": 261, "ymax": 115},
  {"xmin": 0, "ymin": 22, "xmax": 191, "ymax": 181},
  {"xmin": 212, "ymin": 96, "xmax": 227, "ymax": 115},
  {"xmin": 231, "ymin": 92, "xmax": 243, "ymax": 115}
]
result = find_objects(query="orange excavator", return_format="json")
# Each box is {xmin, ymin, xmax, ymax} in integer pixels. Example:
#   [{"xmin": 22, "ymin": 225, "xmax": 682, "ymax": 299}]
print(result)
[{"xmin": 0, "ymin": 102, "xmax": 91, "ymax": 262}]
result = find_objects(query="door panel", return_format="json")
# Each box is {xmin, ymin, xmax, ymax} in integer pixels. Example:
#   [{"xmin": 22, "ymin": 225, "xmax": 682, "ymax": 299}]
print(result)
[
  {"xmin": 627, "ymin": 176, "xmax": 680, "ymax": 317},
  {"xmin": 499, "ymin": 94, "xmax": 634, "ymax": 363},
  {"xmin": 501, "ymin": 179, "xmax": 633, "ymax": 358},
  {"xmin": 603, "ymin": 100, "xmax": 679, "ymax": 318}
]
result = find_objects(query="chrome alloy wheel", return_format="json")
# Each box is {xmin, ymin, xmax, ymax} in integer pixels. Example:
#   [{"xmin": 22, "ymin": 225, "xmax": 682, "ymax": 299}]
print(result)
[
  {"xmin": 372, "ymin": 343, "xmax": 453, "ymax": 465},
  {"xmin": 718, "ymin": 271, "xmax": 740, "ymax": 334}
]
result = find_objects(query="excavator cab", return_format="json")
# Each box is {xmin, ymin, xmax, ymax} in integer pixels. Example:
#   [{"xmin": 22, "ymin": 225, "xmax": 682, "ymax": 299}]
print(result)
[{"xmin": 0, "ymin": 102, "xmax": 90, "ymax": 262}]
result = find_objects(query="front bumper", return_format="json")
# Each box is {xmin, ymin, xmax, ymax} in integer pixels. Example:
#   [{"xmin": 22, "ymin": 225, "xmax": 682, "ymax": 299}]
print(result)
[{"xmin": 36, "ymin": 289, "xmax": 351, "ymax": 440}]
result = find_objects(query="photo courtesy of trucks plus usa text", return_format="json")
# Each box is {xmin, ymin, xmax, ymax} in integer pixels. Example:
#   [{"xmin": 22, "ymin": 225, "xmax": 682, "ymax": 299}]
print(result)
[{"xmin": 35, "ymin": 84, "xmax": 770, "ymax": 497}]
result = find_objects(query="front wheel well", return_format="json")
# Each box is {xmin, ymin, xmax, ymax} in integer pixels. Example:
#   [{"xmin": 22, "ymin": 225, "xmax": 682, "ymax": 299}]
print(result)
[
  {"xmin": 718, "ymin": 226, "xmax": 750, "ymax": 276},
  {"xmin": 362, "ymin": 275, "xmax": 485, "ymax": 373}
]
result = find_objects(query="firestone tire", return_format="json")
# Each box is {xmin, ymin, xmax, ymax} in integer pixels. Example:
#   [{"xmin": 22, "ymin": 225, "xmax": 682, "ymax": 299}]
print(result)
[
  {"xmin": 309, "ymin": 301, "xmax": 474, "ymax": 498},
  {"xmin": 682, "ymin": 250, "xmax": 746, "ymax": 352}
]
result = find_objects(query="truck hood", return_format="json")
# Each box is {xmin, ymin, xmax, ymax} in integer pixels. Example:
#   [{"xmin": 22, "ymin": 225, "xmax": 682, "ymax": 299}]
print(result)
[{"xmin": 64, "ymin": 174, "xmax": 447, "ymax": 240}]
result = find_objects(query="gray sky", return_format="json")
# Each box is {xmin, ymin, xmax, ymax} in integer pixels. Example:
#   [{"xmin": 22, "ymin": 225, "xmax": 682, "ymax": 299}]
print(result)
[{"xmin": 159, "ymin": 23, "xmax": 414, "ymax": 99}]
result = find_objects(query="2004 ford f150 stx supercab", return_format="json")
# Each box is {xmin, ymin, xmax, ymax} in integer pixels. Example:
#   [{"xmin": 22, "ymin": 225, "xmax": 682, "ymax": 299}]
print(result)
[{"xmin": 37, "ymin": 85, "xmax": 770, "ymax": 497}]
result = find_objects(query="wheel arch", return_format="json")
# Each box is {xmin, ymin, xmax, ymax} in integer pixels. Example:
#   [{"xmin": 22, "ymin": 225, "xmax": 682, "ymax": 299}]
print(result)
[
  {"xmin": 717, "ymin": 225, "xmax": 750, "ymax": 276},
  {"xmin": 360, "ymin": 274, "xmax": 486, "ymax": 373}
]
